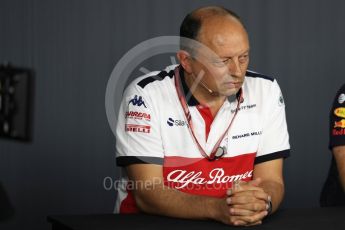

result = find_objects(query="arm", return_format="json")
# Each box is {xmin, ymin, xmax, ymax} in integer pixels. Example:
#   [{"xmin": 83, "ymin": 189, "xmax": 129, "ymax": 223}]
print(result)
[
  {"xmin": 222, "ymin": 81, "xmax": 288, "ymax": 224},
  {"xmin": 126, "ymin": 164, "xmax": 267, "ymax": 225},
  {"xmin": 126, "ymin": 164, "xmax": 218, "ymax": 220},
  {"xmin": 333, "ymin": 146, "xmax": 345, "ymax": 192}
]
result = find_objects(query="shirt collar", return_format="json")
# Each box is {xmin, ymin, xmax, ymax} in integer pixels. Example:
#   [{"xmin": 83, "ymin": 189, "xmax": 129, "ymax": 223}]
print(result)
[{"xmin": 179, "ymin": 66, "xmax": 200, "ymax": 106}]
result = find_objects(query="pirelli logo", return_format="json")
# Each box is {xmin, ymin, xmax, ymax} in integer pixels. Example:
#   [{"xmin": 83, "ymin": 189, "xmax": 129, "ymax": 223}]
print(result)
[{"xmin": 125, "ymin": 124, "xmax": 151, "ymax": 133}]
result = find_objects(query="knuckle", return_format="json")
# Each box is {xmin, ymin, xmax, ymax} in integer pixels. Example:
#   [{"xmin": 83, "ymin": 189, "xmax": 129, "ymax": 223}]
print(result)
[
  {"xmin": 247, "ymin": 216, "xmax": 255, "ymax": 223},
  {"xmin": 253, "ymin": 203, "xmax": 261, "ymax": 211}
]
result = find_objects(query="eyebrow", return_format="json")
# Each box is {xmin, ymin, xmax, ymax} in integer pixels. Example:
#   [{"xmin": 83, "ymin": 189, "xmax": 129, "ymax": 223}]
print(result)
[{"xmin": 218, "ymin": 50, "xmax": 250, "ymax": 59}]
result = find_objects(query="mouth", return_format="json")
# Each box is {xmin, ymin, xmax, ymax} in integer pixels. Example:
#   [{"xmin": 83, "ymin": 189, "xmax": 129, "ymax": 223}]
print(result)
[{"xmin": 224, "ymin": 82, "xmax": 242, "ymax": 89}]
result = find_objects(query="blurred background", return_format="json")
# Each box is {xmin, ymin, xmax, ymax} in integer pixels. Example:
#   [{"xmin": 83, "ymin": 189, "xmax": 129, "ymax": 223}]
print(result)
[{"xmin": 1, "ymin": 0, "xmax": 344, "ymax": 229}]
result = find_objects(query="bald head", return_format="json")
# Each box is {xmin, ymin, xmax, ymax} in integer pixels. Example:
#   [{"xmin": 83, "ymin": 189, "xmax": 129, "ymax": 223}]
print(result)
[{"xmin": 180, "ymin": 6, "xmax": 246, "ymax": 52}]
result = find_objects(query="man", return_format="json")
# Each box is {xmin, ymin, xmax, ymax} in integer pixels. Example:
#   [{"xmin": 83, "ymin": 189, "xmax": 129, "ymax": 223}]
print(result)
[
  {"xmin": 115, "ymin": 6, "xmax": 290, "ymax": 226},
  {"xmin": 320, "ymin": 84, "xmax": 345, "ymax": 206}
]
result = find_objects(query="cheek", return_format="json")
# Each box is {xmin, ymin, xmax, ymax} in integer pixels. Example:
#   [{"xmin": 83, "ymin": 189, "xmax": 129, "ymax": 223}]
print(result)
[
  {"xmin": 203, "ymin": 67, "xmax": 229, "ymax": 86},
  {"xmin": 209, "ymin": 67, "xmax": 230, "ymax": 81},
  {"xmin": 241, "ymin": 62, "xmax": 249, "ymax": 71}
]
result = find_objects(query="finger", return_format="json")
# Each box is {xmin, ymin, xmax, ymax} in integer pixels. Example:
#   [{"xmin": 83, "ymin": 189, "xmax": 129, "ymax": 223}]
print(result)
[
  {"xmin": 229, "ymin": 207, "xmax": 257, "ymax": 216},
  {"xmin": 229, "ymin": 211, "xmax": 267, "ymax": 226},
  {"xmin": 231, "ymin": 220, "xmax": 248, "ymax": 226},
  {"xmin": 227, "ymin": 181, "xmax": 265, "ymax": 197},
  {"xmin": 231, "ymin": 182, "xmax": 264, "ymax": 193},
  {"xmin": 229, "ymin": 190, "xmax": 269, "ymax": 208},
  {"xmin": 241, "ymin": 210, "xmax": 268, "ymax": 224},
  {"xmin": 228, "ymin": 191, "xmax": 266, "ymax": 205},
  {"xmin": 229, "ymin": 216, "xmax": 247, "ymax": 226},
  {"xmin": 231, "ymin": 201, "xmax": 268, "ymax": 212},
  {"xmin": 245, "ymin": 220, "xmax": 262, "ymax": 226},
  {"xmin": 252, "ymin": 190, "xmax": 271, "ymax": 202},
  {"xmin": 233, "ymin": 220, "xmax": 247, "ymax": 226}
]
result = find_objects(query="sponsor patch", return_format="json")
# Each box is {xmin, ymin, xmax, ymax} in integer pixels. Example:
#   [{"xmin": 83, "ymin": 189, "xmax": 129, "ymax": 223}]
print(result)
[
  {"xmin": 167, "ymin": 117, "xmax": 188, "ymax": 127},
  {"xmin": 166, "ymin": 168, "xmax": 253, "ymax": 189},
  {"xmin": 128, "ymin": 95, "xmax": 147, "ymax": 108},
  {"xmin": 332, "ymin": 129, "xmax": 345, "ymax": 136},
  {"xmin": 232, "ymin": 131, "xmax": 262, "ymax": 140},
  {"xmin": 231, "ymin": 104, "xmax": 256, "ymax": 113},
  {"xmin": 338, "ymin": 93, "xmax": 345, "ymax": 104},
  {"xmin": 125, "ymin": 124, "xmax": 150, "ymax": 133},
  {"xmin": 126, "ymin": 111, "xmax": 151, "ymax": 121},
  {"xmin": 334, "ymin": 119, "xmax": 345, "ymax": 128},
  {"xmin": 334, "ymin": 107, "xmax": 345, "ymax": 118},
  {"xmin": 278, "ymin": 92, "xmax": 285, "ymax": 106}
]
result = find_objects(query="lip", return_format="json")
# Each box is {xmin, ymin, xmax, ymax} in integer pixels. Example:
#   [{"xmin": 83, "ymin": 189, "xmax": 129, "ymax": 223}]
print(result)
[{"xmin": 224, "ymin": 82, "xmax": 242, "ymax": 88}]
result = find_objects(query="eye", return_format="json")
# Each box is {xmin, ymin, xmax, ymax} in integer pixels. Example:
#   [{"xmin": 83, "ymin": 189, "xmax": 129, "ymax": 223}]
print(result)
[
  {"xmin": 239, "ymin": 55, "xmax": 249, "ymax": 64},
  {"xmin": 211, "ymin": 58, "xmax": 229, "ymax": 67},
  {"xmin": 222, "ymin": 58, "xmax": 231, "ymax": 64}
]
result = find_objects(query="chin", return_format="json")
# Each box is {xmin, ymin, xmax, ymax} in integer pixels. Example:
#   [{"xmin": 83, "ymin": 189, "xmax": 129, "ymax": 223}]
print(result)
[{"xmin": 222, "ymin": 88, "xmax": 239, "ymax": 97}]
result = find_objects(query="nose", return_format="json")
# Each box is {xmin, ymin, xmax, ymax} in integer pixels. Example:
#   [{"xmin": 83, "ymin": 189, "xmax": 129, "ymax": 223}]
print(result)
[{"xmin": 228, "ymin": 58, "xmax": 242, "ymax": 77}]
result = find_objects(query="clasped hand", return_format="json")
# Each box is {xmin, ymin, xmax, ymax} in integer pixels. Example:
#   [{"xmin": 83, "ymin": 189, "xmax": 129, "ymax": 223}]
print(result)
[{"xmin": 221, "ymin": 178, "xmax": 271, "ymax": 226}]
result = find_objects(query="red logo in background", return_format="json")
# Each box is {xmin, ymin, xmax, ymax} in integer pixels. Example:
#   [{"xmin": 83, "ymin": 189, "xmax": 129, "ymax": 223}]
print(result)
[
  {"xmin": 332, "ymin": 129, "xmax": 345, "ymax": 136},
  {"xmin": 334, "ymin": 119, "xmax": 345, "ymax": 128}
]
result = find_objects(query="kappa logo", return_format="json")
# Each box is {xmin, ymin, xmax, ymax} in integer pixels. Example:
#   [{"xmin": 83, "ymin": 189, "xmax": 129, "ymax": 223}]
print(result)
[{"xmin": 129, "ymin": 95, "xmax": 147, "ymax": 108}]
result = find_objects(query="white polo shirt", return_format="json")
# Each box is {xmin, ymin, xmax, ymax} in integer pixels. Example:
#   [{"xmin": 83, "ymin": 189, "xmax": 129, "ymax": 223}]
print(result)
[{"xmin": 114, "ymin": 65, "xmax": 290, "ymax": 213}]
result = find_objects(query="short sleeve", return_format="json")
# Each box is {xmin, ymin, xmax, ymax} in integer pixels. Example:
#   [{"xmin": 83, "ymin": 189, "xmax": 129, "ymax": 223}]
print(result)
[
  {"xmin": 115, "ymin": 82, "xmax": 164, "ymax": 167},
  {"xmin": 255, "ymin": 80, "xmax": 290, "ymax": 164},
  {"xmin": 329, "ymin": 84, "xmax": 345, "ymax": 149}
]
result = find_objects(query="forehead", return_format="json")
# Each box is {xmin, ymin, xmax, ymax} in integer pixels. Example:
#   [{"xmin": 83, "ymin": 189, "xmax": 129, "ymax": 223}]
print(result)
[{"xmin": 197, "ymin": 16, "xmax": 249, "ymax": 57}]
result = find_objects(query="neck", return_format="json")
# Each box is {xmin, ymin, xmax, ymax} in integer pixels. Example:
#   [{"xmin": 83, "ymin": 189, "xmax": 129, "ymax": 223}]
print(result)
[{"xmin": 184, "ymin": 71, "xmax": 226, "ymax": 110}]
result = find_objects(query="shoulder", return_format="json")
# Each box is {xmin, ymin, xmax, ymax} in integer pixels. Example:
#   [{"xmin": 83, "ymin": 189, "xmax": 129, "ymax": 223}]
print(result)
[
  {"xmin": 123, "ymin": 65, "xmax": 177, "ymax": 97},
  {"xmin": 244, "ymin": 70, "xmax": 281, "ymax": 92},
  {"xmin": 128, "ymin": 65, "xmax": 176, "ymax": 91},
  {"xmin": 245, "ymin": 70, "xmax": 275, "ymax": 82},
  {"xmin": 335, "ymin": 83, "xmax": 345, "ymax": 98},
  {"xmin": 338, "ymin": 83, "xmax": 345, "ymax": 92},
  {"xmin": 243, "ymin": 70, "xmax": 285, "ymax": 107},
  {"xmin": 136, "ymin": 65, "xmax": 176, "ymax": 89}
]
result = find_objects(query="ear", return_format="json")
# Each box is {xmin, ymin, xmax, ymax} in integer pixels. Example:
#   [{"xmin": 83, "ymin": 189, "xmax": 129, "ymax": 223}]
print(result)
[{"xmin": 177, "ymin": 50, "xmax": 193, "ymax": 74}]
